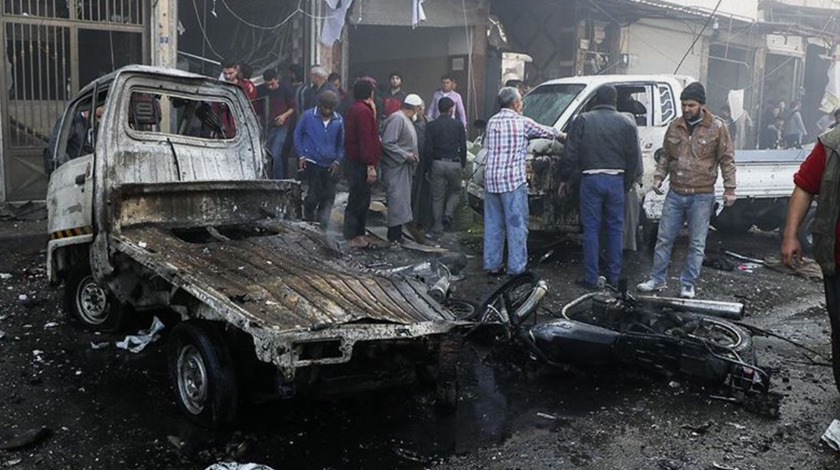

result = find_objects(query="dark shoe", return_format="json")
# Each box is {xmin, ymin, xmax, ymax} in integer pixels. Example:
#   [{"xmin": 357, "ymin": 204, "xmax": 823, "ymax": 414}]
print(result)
[
  {"xmin": 442, "ymin": 216, "xmax": 452, "ymax": 229},
  {"xmin": 486, "ymin": 268, "xmax": 504, "ymax": 276},
  {"xmin": 575, "ymin": 279, "xmax": 599, "ymax": 290}
]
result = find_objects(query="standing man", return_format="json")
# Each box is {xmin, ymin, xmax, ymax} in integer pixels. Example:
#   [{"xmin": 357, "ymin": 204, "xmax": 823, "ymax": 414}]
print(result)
[
  {"xmin": 783, "ymin": 100, "xmax": 808, "ymax": 148},
  {"xmin": 343, "ymin": 79, "xmax": 381, "ymax": 249},
  {"xmin": 303, "ymin": 66, "xmax": 336, "ymax": 111},
  {"xmin": 256, "ymin": 68, "xmax": 295, "ymax": 179},
  {"xmin": 382, "ymin": 72, "xmax": 406, "ymax": 118},
  {"xmin": 564, "ymin": 85, "xmax": 640, "ymax": 289},
  {"xmin": 427, "ymin": 74, "xmax": 467, "ymax": 128},
  {"xmin": 483, "ymin": 87, "xmax": 559, "ymax": 275},
  {"xmin": 425, "ymin": 97, "xmax": 467, "ymax": 238},
  {"xmin": 294, "ymin": 91, "xmax": 344, "ymax": 227},
  {"xmin": 381, "ymin": 94, "xmax": 423, "ymax": 244},
  {"xmin": 637, "ymin": 82, "xmax": 736, "ymax": 299},
  {"xmin": 782, "ymin": 124, "xmax": 840, "ymax": 393}
]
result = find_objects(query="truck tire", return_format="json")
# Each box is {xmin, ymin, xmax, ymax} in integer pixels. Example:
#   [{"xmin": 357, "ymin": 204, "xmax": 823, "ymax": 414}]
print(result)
[
  {"xmin": 64, "ymin": 266, "xmax": 128, "ymax": 332},
  {"xmin": 168, "ymin": 321, "xmax": 239, "ymax": 428}
]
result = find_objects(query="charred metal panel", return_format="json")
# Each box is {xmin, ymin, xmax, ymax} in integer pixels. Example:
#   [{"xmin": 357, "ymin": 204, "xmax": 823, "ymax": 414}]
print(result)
[
  {"xmin": 112, "ymin": 181, "xmax": 302, "ymax": 231},
  {"xmin": 112, "ymin": 222, "xmax": 456, "ymax": 328}
]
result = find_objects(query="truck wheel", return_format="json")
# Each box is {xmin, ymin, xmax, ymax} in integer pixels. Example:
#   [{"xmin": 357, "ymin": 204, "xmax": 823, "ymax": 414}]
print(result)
[
  {"xmin": 168, "ymin": 321, "xmax": 238, "ymax": 428},
  {"xmin": 64, "ymin": 266, "xmax": 128, "ymax": 332}
]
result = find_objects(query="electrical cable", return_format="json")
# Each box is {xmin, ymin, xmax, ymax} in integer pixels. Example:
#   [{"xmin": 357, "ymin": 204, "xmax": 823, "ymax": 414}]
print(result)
[{"xmin": 674, "ymin": 0, "xmax": 723, "ymax": 73}]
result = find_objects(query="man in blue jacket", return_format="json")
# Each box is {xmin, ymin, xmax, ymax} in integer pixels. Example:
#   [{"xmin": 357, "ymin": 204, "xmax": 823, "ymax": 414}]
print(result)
[{"xmin": 294, "ymin": 90, "xmax": 344, "ymax": 227}]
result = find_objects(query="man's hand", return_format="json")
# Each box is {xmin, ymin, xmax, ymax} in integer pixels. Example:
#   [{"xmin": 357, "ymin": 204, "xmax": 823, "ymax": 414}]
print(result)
[
  {"xmin": 723, "ymin": 188, "xmax": 737, "ymax": 207},
  {"xmin": 366, "ymin": 165, "xmax": 377, "ymax": 185},
  {"xmin": 652, "ymin": 176, "xmax": 664, "ymax": 195},
  {"xmin": 273, "ymin": 115, "xmax": 287, "ymax": 127},
  {"xmin": 407, "ymin": 152, "xmax": 417, "ymax": 163},
  {"xmin": 329, "ymin": 161, "xmax": 341, "ymax": 178},
  {"xmin": 298, "ymin": 158, "xmax": 307, "ymax": 171},
  {"xmin": 781, "ymin": 235, "xmax": 803, "ymax": 269}
]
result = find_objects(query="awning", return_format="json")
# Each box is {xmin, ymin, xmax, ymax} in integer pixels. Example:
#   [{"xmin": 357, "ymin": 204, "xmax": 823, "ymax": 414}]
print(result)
[{"xmin": 348, "ymin": 0, "xmax": 484, "ymax": 28}]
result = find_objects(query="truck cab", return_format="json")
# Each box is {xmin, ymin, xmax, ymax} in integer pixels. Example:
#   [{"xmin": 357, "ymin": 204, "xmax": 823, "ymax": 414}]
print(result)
[{"xmin": 467, "ymin": 74, "xmax": 695, "ymax": 233}]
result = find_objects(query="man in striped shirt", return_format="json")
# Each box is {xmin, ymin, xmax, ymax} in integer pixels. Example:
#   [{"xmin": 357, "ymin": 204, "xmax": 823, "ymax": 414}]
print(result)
[{"xmin": 483, "ymin": 87, "xmax": 559, "ymax": 275}]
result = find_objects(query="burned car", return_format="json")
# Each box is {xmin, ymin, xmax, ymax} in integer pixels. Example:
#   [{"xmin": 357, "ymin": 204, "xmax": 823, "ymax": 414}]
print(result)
[{"xmin": 46, "ymin": 66, "xmax": 459, "ymax": 426}]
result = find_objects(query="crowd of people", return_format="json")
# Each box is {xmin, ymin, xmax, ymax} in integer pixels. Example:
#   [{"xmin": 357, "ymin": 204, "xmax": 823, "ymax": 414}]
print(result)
[{"xmin": 218, "ymin": 59, "xmax": 469, "ymax": 248}]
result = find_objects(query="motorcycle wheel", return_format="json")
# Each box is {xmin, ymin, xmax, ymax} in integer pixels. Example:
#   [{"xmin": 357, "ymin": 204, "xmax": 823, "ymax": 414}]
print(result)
[
  {"xmin": 479, "ymin": 272, "xmax": 541, "ymax": 324},
  {"xmin": 692, "ymin": 314, "xmax": 755, "ymax": 363},
  {"xmin": 443, "ymin": 297, "xmax": 480, "ymax": 321}
]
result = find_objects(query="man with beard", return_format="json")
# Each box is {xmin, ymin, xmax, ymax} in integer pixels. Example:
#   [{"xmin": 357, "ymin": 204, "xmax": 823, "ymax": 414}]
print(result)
[
  {"xmin": 381, "ymin": 94, "xmax": 423, "ymax": 244},
  {"xmin": 636, "ymin": 82, "xmax": 736, "ymax": 299}
]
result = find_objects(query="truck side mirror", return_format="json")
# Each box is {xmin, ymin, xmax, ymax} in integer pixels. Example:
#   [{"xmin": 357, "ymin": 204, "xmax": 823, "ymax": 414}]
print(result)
[{"xmin": 654, "ymin": 148, "xmax": 664, "ymax": 163}]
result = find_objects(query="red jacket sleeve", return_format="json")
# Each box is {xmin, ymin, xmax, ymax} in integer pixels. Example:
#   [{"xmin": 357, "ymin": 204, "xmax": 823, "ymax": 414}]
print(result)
[
  {"xmin": 359, "ymin": 107, "xmax": 381, "ymax": 166},
  {"xmin": 794, "ymin": 141, "xmax": 826, "ymax": 195}
]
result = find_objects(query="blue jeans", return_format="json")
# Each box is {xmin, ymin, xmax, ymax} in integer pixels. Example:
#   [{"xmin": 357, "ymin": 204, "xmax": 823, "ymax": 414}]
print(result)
[
  {"xmin": 483, "ymin": 184, "xmax": 529, "ymax": 275},
  {"xmin": 649, "ymin": 191, "xmax": 715, "ymax": 287},
  {"xmin": 266, "ymin": 126, "xmax": 288, "ymax": 179},
  {"xmin": 580, "ymin": 174, "xmax": 625, "ymax": 284}
]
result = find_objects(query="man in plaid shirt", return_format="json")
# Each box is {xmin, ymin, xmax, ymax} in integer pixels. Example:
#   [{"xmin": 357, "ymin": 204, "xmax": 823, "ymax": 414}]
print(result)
[{"xmin": 484, "ymin": 87, "xmax": 560, "ymax": 275}]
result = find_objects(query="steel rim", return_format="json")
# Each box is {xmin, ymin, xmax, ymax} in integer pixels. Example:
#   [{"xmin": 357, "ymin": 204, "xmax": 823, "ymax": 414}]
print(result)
[
  {"xmin": 177, "ymin": 344, "xmax": 209, "ymax": 415},
  {"xmin": 698, "ymin": 320, "xmax": 742, "ymax": 349},
  {"xmin": 444, "ymin": 299, "xmax": 476, "ymax": 319},
  {"xmin": 75, "ymin": 275, "xmax": 109, "ymax": 325}
]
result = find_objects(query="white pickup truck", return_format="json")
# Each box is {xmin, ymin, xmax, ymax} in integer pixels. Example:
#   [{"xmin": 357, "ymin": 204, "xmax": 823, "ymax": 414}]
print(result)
[{"xmin": 467, "ymin": 74, "xmax": 809, "ymax": 248}]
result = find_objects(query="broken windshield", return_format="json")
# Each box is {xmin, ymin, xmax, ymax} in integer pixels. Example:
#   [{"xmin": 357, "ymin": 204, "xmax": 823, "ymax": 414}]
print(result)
[{"xmin": 522, "ymin": 83, "xmax": 585, "ymax": 127}]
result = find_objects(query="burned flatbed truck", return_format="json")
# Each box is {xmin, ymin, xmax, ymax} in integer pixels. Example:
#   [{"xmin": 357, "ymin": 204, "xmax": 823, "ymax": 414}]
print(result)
[{"xmin": 46, "ymin": 66, "xmax": 458, "ymax": 426}]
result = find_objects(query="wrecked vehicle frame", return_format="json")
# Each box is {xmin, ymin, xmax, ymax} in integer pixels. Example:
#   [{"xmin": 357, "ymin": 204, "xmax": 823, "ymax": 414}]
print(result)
[{"xmin": 46, "ymin": 66, "xmax": 460, "ymax": 426}]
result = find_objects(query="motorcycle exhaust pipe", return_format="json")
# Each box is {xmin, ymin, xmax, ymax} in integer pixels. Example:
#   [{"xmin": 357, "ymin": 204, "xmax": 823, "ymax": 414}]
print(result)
[
  {"xmin": 513, "ymin": 280, "xmax": 549, "ymax": 321},
  {"xmin": 635, "ymin": 295, "xmax": 744, "ymax": 320}
]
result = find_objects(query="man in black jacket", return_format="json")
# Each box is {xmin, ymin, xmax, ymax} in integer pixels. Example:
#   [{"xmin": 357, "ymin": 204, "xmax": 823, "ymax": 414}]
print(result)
[
  {"xmin": 424, "ymin": 97, "xmax": 467, "ymax": 238},
  {"xmin": 565, "ymin": 85, "xmax": 641, "ymax": 289}
]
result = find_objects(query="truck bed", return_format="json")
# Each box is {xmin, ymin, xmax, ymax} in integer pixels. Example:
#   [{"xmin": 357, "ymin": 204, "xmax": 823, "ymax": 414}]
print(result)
[{"xmin": 110, "ymin": 222, "xmax": 455, "ymax": 331}]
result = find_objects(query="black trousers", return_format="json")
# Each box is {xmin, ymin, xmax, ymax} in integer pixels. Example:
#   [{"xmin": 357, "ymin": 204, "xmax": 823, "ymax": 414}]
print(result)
[
  {"xmin": 343, "ymin": 159, "xmax": 371, "ymax": 240},
  {"xmin": 303, "ymin": 164, "xmax": 337, "ymax": 226},
  {"xmin": 824, "ymin": 274, "xmax": 840, "ymax": 388}
]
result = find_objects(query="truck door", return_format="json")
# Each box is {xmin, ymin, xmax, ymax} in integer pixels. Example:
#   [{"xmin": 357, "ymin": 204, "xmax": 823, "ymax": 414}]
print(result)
[{"xmin": 46, "ymin": 88, "xmax": 104, "ymax": 240}]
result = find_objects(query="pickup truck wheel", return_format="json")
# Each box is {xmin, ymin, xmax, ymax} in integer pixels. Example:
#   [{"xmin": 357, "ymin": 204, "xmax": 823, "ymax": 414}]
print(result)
[
  {"xmin": 64, "ymin": 267, "xmax": 127, "ymax": 332},
  {"xmin": 168, "ymin": 321, "xmax": 238, "ymax": 427}
]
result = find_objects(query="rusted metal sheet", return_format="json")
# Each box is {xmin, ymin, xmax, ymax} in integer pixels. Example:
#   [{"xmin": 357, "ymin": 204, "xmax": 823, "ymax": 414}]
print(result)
[{"xmin": 113, "ymin": 222, "xmax": 456, "ymax": 329}]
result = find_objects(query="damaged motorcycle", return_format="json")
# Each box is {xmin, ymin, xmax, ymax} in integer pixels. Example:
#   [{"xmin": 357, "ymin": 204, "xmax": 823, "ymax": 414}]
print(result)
[{"xmin": 468, "ymin": 273, "xmax": 780, "ymax": 417}]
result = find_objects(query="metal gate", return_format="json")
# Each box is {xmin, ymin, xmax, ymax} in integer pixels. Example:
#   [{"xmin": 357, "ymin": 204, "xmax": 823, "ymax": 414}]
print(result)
[{"xmin": 1, "ymin": 0, "xmax": 149, "ymax": 202}]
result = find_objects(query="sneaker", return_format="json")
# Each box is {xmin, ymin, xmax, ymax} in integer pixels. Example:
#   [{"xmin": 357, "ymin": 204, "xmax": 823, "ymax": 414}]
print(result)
[
  {"xmin": 679, "ymin": 284, "xmax": 696, "ymax": 299},
  {"xmin": 636, "ymin": 279, "xmax": 666, "ymax": 292}
]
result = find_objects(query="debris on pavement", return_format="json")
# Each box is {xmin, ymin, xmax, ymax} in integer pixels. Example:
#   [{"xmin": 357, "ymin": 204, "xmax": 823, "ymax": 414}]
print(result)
[
  {"xmin": 0, "ymin": 427, "xmax": 51, "ymax": 450},
  {"xmin": 90, "ymin": 341, "xmax": 109, "ymax": 350},
  {"xmin": 0, "ymin": 273, "xmax": 11, "ymax": 280},
  {"xmin": 116, "ymin": 316, "xmax": 165, "ymax": 353},
  {"xmin": 204, "ymin": 463, "xmax": 275, "ymax": 470},
  {"xmin": 724, "ymin": 251, "xmax": 765, "ymax": 265},
  {"xmin": 703, "ymin": 253, "xmax": 736, "ymax": 271},
  {"xmin": 763, "ymin": 256, "xmax": 823, "ymax": 281},
  {"xmin": 0, "ymin": 330, "xmax": 5, "ymax": 340},
  {"xmin": 712, "ymin": 463, "xmax": 740, "ymax": 470},
  {"xmin": 43, "ymin": 322, "xmax": 58, "ymax": 329},
  {"xmin": 536, "ymin": 412, "xmax": 558, "ymax": 420},
  {"xmin": 821, "ymin": 419, "xmax": 840, "ymax": 451},
  {"xmin": 4, "ymin": 458, "xmax": 22, "ymax": 466}
]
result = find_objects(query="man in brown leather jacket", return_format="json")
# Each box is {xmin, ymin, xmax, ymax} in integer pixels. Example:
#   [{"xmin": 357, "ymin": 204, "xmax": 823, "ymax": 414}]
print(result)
[{"xmin": 637, "ymin": 82, "xmax": 736, "ymax": 299}]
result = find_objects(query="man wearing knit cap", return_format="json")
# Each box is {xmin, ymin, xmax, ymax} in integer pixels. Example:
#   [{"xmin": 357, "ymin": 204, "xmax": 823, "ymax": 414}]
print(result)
[{"xmin": 637, "ymin": 81, "xmax": 736, "ymax": 299}]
